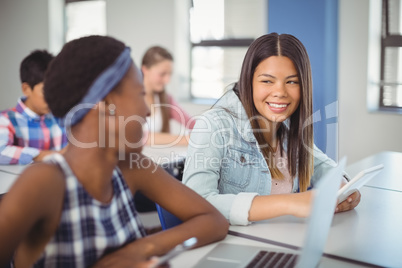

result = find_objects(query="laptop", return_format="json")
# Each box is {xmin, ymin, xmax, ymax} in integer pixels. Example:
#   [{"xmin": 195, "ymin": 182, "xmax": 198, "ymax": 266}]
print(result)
[{"xmin": 193, "ymin": 157, "xmax": 347, "ymax": 268}]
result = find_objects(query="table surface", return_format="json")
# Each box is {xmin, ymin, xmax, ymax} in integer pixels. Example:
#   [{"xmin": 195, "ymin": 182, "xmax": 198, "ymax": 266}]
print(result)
[
  {"xmin": 1, "ymin": 150, "xmax": 401, "ymax": 267},
  {"xmin": 0, "ymin": 164, "xmax": 26, "ymax": 175},
  {"xmin": 0, "ymin": 145, "xmax": 188, "ymax": 194},
  {"xmin": 346, "ymin": 151, "xmax": 402, "ymax": 192},
  {"xmin": 0, "ymin": 145, "xmax": 188, "ymax": 175},
  {"xmin": 229, "ymin": 187, "xmax": 402, "ymax": 268},
  {"xmin": 0, "ymin": 170, "xmax": 20, "ymax": 195},
  {"xmin": 174, "ymin": 151, "xmax": 402, "ymax": 268},
  {"xmin": 171, "ymin": 234, "xmax": 370, "ymax": 268}
]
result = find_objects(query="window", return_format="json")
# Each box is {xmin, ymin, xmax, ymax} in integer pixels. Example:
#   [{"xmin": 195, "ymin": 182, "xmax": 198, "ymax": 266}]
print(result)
[
  {"xmin": 380, "ymin": 0, "xmax": 402, "ymax": 112},
  {"xmin": 65, "ymin": 0, "xmax": 106, "ymax": 43},
  {"xmin": 189, "ymin": 0, "xmax": 266, "ymax": 100}
]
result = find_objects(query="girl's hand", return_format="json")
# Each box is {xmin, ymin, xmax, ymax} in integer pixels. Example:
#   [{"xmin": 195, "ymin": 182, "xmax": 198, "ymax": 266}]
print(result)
[{"xmin": 335, "ymin": 190, "xmax": 361, "ymax": 213}]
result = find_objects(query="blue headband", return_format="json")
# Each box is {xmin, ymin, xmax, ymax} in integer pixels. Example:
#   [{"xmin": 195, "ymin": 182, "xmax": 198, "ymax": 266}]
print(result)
[{"xmin": 59, "ymin": 47, "xmax": 132, "ymax": 127}]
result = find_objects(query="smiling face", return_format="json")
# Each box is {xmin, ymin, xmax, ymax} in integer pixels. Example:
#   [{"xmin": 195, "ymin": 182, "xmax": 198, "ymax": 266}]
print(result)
[
  {"xmin": 142, "ymin": 59, "xmax": 173, "ymax": 93},
  {"xmin": 252, "ymin": 56, "xmax": 301, "ymax": 127}
]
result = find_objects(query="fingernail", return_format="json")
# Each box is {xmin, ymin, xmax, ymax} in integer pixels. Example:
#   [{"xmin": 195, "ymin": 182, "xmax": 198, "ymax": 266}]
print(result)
[
  {"xmin": 335, "ymin": 207, "xmax": 339, "ymax": 212},
  {"xmin": 348, "ymin": 198, "xmax": 352, "ymax": 202}
]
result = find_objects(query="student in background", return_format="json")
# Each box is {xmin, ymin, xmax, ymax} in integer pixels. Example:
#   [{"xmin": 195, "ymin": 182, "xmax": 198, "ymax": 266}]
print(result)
[
  {"xmin": 182, "ymin": 33, "xmax": 360, "ymax": 226},
  {"xmin": 141, "ymin": 46, "xmax": 194, "ymax": 146},
  {"xmin": 0, "ymin": 50, "xmax": 67, "ymax": 165},
  {"xmin": 0, "ymin": 36, "xmax": 228, "ymax": 267}
]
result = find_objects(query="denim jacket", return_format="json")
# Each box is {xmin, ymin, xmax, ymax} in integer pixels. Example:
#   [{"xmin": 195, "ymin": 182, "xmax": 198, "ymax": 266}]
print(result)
[{"xmin": 182, "ymin": 89, "xmax": 340, "ymax": 225}]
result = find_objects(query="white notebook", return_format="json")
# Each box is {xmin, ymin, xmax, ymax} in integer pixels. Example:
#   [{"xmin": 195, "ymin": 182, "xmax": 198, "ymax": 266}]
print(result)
[{"xmin": 337, "ymin": 163, "xmax": 384, "ymax": 203}]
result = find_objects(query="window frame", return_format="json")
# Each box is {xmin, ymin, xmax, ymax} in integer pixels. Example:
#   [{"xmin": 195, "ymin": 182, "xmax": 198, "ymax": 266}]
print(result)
[
  {"xmin": 379, "ymin": 0, "xmax": 402, "ymax": 113},
  {"xmin": 189, "ymin": 38, "xmax": 254, "ymax": 101},
  {"xmin": 187, "ymin": 0, "xmax": 266, "ymax": 101}
]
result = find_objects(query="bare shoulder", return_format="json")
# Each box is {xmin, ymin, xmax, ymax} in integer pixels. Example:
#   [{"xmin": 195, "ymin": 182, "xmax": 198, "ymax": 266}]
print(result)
[
  {"xmin": 4, "ymin": 162, "xmax": 66, "ymax": 212},
  {"xmin": 0, "ymin": 162, "xmax": 66, "ymax": 265},
  {"xmin": 17, "ymin": 162, "xmax": 65, "ymax": 193}
]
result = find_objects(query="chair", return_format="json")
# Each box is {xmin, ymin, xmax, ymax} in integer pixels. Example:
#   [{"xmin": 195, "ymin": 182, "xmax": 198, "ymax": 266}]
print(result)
[
  {"xmin": 156, "ymin": 203, "xmax": 182, "ymax": 230},
  {"xmin": 156, "ymin": 158, "xmax": 185, "ymax": 230}
]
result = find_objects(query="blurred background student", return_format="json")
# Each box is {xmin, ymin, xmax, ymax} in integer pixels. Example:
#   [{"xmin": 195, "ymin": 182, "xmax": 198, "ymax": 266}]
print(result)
[
  {"xmin": 141, "ymin": 46, "xmax": 194, "ymax": 146},
  {"xmin": 0, "ymin": 50, "xmax": 67, "ymax": 165},
  {"xmin": 0, "ymin": 35, "xmax": 228, "ymax": 268}
]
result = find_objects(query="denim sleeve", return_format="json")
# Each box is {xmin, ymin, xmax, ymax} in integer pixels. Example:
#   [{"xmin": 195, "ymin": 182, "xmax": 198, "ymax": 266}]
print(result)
[
  {"xmin": 311, "ymin": 145, "xmax": 348, "ymax": 187},
  {"xmin": 182, "ymin": 111, "xmax": 257, "ymax": 225}
]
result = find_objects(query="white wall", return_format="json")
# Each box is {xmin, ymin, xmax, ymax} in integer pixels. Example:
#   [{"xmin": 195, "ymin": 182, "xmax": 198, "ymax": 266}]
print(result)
[
  {"xmin": 0, "ymin": 0, "xmax": 50, "ymax": 110},
  {"xmin": 105, "ymin": 0, "xmax": 210, "ymax": 125},
  {"xmin": 338, "ymin": 0, "xmax": 402, "ymax": 164},
  {"xmin": 0, "ymin": 0, "xmax": 196, "ymax": 109},
  {"xmin": 1, "ymin": 0, "xmax": 401, "ymax": 163},
  {"xmin": 106, "ymin": 0, "xmax": 175, "ymax": 67}
]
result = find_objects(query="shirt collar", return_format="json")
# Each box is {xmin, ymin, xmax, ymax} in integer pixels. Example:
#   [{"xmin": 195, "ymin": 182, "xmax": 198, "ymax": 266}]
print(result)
[
  {"xmin": 16, "ymin": 97, "xmax": 52, "ymax": 121},
  {"xmin": 214, "ymin": 89, "xmax": 257, "ymax": 143}
]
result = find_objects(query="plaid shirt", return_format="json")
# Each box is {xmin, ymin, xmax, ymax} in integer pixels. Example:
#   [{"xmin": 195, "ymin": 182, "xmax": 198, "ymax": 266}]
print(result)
[
  {"xmin": 33, "ymin": 153, "xmax": 146, "ymax": 268},
  {"xmin": 0, "ymin": 98, "xmax": 67, "ymax": 164}
]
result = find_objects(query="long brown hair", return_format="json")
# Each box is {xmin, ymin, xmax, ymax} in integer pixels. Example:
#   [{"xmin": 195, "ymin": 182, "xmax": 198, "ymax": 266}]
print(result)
[
  {"xmin": 141, "ymin": 46, "xmax": 173, "ymax": 133},
  {"xmin": 237, "ymin": 33, "xmax": 314, "ymax": 192}
]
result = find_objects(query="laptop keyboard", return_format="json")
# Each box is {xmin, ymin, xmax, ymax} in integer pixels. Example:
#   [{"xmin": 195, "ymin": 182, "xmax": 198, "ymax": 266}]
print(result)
[{"xmin": 245, "ymin": 250, "xmax": 297, "ymax": 268}]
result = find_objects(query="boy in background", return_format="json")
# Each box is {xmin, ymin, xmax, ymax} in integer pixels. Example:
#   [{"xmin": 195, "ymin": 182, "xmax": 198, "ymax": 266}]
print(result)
[{"xmin": 0, "ymin": 50, "xmax": 67, "ymax": 165}]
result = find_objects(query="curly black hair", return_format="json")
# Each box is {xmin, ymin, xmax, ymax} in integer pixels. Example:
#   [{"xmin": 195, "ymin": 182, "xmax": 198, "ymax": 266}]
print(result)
[
  {"xmin": 44, "ymin": 35, "xmax": 126, "ymax": 118},
  {"xmin": 20, "ymin": 50, "xmax": 54, "ymax": 89}
]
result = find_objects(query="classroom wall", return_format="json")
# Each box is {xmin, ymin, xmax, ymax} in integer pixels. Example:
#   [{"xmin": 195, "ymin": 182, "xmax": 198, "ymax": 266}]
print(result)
[
  {"xmin": 268, "ymin": 0, "xmax": 339, "ymax": 161},
  {"xmin": 0, "ymin": 0, "xmax": 63, "ymax": 110},
  {"xmin": 0, "ymin": 0, "xmax": 180, "ymax": 111},
  {"xmin": 106, "ymin": 0, "xmax": 194, "ymax": 105},
  {"xmin": 338, "ymin": 0, "xmax": 402, "ymax": 164},
  {"xmin": 106, "ymin": 0, "xmax": 175, "ymax": 67},
  {"xmin": 0, "ymin": 0, "xmax": 50, "ymax": 110},
  {"xmin": 0, "ymin": 0, "xmax": 401, "ymax": 163}
]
